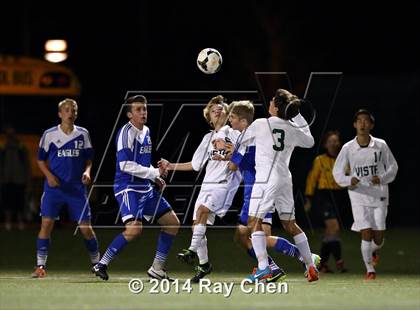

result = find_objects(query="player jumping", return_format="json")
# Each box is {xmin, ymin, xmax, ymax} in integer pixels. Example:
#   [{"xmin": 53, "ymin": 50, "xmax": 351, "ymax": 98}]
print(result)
[
  {"xmin": 243, "ymin": 89, "xmax": 319, "ymax": 282},
  {"xmin": 226, "ymin": 100, "xmax": 320, "ymax": 281}
]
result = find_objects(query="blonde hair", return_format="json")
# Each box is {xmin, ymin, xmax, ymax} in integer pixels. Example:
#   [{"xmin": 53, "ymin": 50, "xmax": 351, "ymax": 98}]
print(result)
[
  {"xmin": 58, "ymin": 98, "xmax": 78, "ymax": 111},
  {"xmin": 203, "ymin": 95, "xmax": 228, "ymax": 127},
  {"xmin": 228, "ymin": 100, "xmax": 255, "ymax": 124}
]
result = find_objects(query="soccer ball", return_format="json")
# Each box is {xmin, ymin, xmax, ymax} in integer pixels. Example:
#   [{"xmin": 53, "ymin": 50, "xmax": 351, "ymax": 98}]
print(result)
[{"xmin": 197, "ymin": 48, "xmax": 222, "ymax": 74}]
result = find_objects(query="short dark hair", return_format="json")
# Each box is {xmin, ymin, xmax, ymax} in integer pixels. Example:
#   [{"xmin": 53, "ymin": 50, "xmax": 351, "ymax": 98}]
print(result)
[
  {"xmin": 125, "ymin": 95, "xmax": 147, "ymax": 113},
  {"xmin": 273, "ymin": 89, "xmax": 301, "ymax": 120},
  {"xmin": 353, "ymin": 109, "xmax": 375, "ymax": 123}
]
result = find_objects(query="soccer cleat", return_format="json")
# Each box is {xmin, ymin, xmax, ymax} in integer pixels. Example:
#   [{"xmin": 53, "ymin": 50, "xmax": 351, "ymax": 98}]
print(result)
[
  {"xmin": 147, "ymin": 266, "xmax": 175, "ymax": 281},
  {"xmin": 266, "ymin": 267, "xmax": 287, "ymax": 283},
  {"xmin": 246, "ymin": 266, "xmax": 272, "ymax": 283},
  {"xmin": 31, "ymin": 266, "xmax": 46, "ymax": 278},
  {"xmin": 365, "ymin": 272, "xmax": 376, "ymax": 280},
  {"xmin": 191, "ymin": 263, "xmax": 213, "ymax": 283},
  {"xmin": 319, "ymin": 264, "xmax": 334, "ymax": 273},
  {"xmin": 372, "ymin": 252, "xmax": 379, "ymax": 267},
  {"xmin": 304, "ymin": 253, "xmax": 322, "ymax": 277},
  {"xmin": 336, "ymin": 259, "xmax": 348, "ymax": 273},
  {"xmin": 177, "ymin": 249, "xmax": 197, "ymax": 265},
  {"xmin": 91, "ymin": 263, "xmax": 109, "ymax": 281},
  {"xmin": 307, "ymin": 265, "xmax": 319, "ymax": 282}
]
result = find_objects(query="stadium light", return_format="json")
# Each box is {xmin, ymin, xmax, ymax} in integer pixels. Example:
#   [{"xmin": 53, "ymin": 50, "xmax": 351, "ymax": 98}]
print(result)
[
  {"xmin": 44, "ymin": 52, "xmax": 68, "ymax": 63},
  {"xmin": 44, "ymin": 39, "xmax": 68, "ymax": 63},
  {"xmin": 45, "ymin": 40, "xmax": 67, "ymax": 52}
]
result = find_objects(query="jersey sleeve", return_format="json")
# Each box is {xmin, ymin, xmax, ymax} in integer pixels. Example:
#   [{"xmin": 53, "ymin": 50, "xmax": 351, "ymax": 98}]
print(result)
[
  {"xmin": 290, "ymin": 113, "xmax": 314, "ymax": 148},
  {"xmin": 38, "ymin": 131, "xmax": 50, "ymax": 161},
  {"xmin": 230, "ymin": 125, "xmax": 255, "ymax": 166},
  {"xmin": 305, "ymin": 156, "xmax": 321, "ymax": 197},
  {"xmin": 378, "ymin": 141, "xmax": 398, "ymax": 184},
  {"xmin": 333, "ymin": 144, "xmax": 352, "ymax": 187},
  {"xmin": 191, "ymin": 133, "xmax": 211, "ymax": 171},
  {"xmin": 117, "ymin": 127, "xmax": 159, "ymax": 181},
  {"xmin": 83, "ymin": 130, "xmax": 94, "ymax": 161}
]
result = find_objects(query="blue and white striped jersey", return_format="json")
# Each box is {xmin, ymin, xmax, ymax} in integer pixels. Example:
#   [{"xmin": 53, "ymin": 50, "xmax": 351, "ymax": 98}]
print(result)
[
  {"xmin": 114, "ymin": 122, "xmax": 159, "ymax": 194},
  {"xmin": 38, "ymin": 125, "xmax": 93, "ymax": 190}
]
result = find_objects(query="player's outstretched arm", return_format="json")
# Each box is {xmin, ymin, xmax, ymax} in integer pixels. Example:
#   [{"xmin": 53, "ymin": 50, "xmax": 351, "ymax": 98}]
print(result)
[
  {"xmin": 120, "ymin": 160, "xmax": 161, "ymax": 180},
  {"xmin": 37, "ymin": 160, "xmax": 60, "ymax": 187},
  {"xmin": 158, "ymin": 159, "xmax": 193, "ymax": 171},
  {"xmin": 291, "ymin": 113, "xmax": 315, "ymax": 148}
]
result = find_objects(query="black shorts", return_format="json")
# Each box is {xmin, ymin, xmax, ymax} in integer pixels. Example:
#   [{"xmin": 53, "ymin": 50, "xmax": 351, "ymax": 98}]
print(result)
[{"xmin": 315, "ymin": 189, "xmax": 348, "ymax": 221}]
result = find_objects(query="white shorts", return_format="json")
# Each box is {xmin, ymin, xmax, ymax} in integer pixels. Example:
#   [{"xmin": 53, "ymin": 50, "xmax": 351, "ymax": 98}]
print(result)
[
  {"xmin": 351, "ymin": 204, "xmax": 388, "ymax": 232},
  {"xmin": 248, "ymin": 181, "xmax": 295, "ymax": 221},
  {"xmin": 193, "ymin": 182, "xmax": 240, "ymax": 225}
]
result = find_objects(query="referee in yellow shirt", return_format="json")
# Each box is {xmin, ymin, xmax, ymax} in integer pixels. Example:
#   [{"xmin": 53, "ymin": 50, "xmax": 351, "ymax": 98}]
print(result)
[{"xmin": 304, "ymin": 131, "xmax": 349, "ymax": 273}]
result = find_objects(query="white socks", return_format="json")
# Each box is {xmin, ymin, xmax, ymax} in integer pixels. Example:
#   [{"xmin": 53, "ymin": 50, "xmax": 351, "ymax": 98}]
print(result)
[
  {"xmin": 197, "ymin": 236, "xmax": 209, "ymax": 265},
  {"xmin": 371, "ymin": 239, "xmax": 384, "ymax": 252},
  {"xmin": 251, "ymin": 231, "xmax": 268, "ymax": 270},
  {"xmin": 361, "ymin": 240, "xmax": 375, "ymax": 273},
  {"xmin": 189, "ymin": 224, "xmax": 206, "ymax": 252},
  {"xmin": 293, "ymin": 232, "xmax": 313, "ymax": 267}
]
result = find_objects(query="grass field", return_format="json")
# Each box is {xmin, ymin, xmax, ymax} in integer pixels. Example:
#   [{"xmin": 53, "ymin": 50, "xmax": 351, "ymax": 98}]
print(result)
[{"xmin": 1, "ymin": 227, "xmax": 419, "ymax": 309}]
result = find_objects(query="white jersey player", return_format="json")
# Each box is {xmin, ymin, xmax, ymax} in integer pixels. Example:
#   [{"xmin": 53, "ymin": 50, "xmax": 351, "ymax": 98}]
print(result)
[
  {"xmin": 158, "ymin": 95, "xmax": 241, "ymax": 282},
  {"xmin": 333, "ymin": 109, "xmax": 398, "ymax": 280},
  {"xmin": 244, "ymin": 89, "xmax": 319, "ymax": 283}
]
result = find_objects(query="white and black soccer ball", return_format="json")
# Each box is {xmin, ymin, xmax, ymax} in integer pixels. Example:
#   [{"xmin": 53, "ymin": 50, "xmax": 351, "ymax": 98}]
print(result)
[{"xmin": 197, "ymin": 48, "xmax": 222, "ymax": 74}]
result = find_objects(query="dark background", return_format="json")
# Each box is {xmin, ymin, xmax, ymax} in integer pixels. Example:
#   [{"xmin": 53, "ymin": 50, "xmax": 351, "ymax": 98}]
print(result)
[{"xmin": 1, "ymin": 2, "xmax": 419, "ymax": 226}]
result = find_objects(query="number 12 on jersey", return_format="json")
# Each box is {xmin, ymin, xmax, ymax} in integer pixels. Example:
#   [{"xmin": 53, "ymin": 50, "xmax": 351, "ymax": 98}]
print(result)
[{"xmin": 272, "ymin": 129, "xmax": 285, "ymax": 151}]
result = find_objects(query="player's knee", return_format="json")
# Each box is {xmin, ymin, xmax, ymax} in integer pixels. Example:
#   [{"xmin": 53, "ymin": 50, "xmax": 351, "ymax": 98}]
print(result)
[
  {"xmin": 282, "ymin": 221, "xmax": 300, "ymax": 235},
  {"xmin": 40, "ymin": 219, "xmax": 54, "ymax": 235},
  {"xmin": 79, "ymin": 224, "xmax": 95, "ymax": 239},
  {"xmin": 124, "ymin": 223, "xmax": 142, "ymax": 240},
  {"xmin": 197, "ymin": 205, "xmax": 210, "ymax": 216},
  {"xmin": 234, "ymin": 226, "xmax": 249, "ymax": 247},
  {"xmin": 162, "ymin": 215, "xmax": 180, "ymax": 235}
]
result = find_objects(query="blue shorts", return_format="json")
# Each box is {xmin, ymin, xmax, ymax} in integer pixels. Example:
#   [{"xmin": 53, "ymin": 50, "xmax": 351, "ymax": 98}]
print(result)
[
  {"xmin": 115, "ymin": 188, "xmax": 172, "ymax": 223},
  {"xmin": 239, "ymin": 185, "xmax": 272, "ymax": 226},
  {"xmin": 40, "ymin": 188, "xmax": 91, "ymax": 222}
]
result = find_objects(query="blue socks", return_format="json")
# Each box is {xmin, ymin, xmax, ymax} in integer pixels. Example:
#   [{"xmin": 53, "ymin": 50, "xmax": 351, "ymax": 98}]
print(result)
[
  {"xmin": 153, "ymin": 232, "xmax": 176, "ymax": 270},
  {"xmin": 36, "ymin": 238, "xmax": 50, "ymax": 267},
  {"xmin": 84, "ymin": 237, "xmax": 100, "ymax": 264},
  {"xmin": 274, "ymin": 237, "xmax": 301, "ymax": 258},
  {"xmin": 99, "ymin": 233, "xmax": 128, "ymax": 266}
]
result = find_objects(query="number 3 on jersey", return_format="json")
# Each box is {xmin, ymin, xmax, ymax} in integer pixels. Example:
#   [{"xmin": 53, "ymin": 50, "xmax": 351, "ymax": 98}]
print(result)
[{"xmin": 272, "ymin": 129, "xmax": 285, "ymax": 151}]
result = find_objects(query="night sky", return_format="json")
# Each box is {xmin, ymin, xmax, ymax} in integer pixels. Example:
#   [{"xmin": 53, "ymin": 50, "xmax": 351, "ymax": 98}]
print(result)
[{"xmin": 1, "ymin": 2, "xmax": 419, "ymax": 224}]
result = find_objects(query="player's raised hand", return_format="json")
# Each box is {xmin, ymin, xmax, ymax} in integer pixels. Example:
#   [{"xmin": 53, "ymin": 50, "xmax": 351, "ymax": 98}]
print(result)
[
  {"xmin": 212, "ymin": 138, "xmax": 226, "ymax": 150},
  {"xmin": 154, "ymin": 176, "xmax": 166, "ymax": 192},
  {"xmin": 159, "ymin": 166, "xmax": 168, "ymax": 178},
  {"xmin": 212, "ymin": 153, "xmax": 225, "ymax": 161},
  {"xmin": 371, "ymin": 176, "xmax": 381, "ymax": 185},
  {"xmin": 47, "ymin": 175, "xmax": 60, "ymax": 187},
  {"xmin": 158, "ymin": 158, "xmax": 170, "ymax": 169},
  {"xmin": 82, "ymin": 172, "xmax": 91, "ymax": 185},
  {"xmin": 225, "ymin": 142, "xmax": 234, "ymax": 155}
]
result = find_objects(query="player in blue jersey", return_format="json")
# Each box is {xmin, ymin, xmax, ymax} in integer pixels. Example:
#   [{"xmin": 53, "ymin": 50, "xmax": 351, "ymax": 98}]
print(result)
[
  {"xmin": 32, "ymin": 99, "xmax": 100, "ymax": 278},
  {"xmin": 92, "ymin": 95, "xmax": 180, "ymax": 281},
  {"xmin": 226, "ymin": 101, "xmax": 320, "ymax": 282}
]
